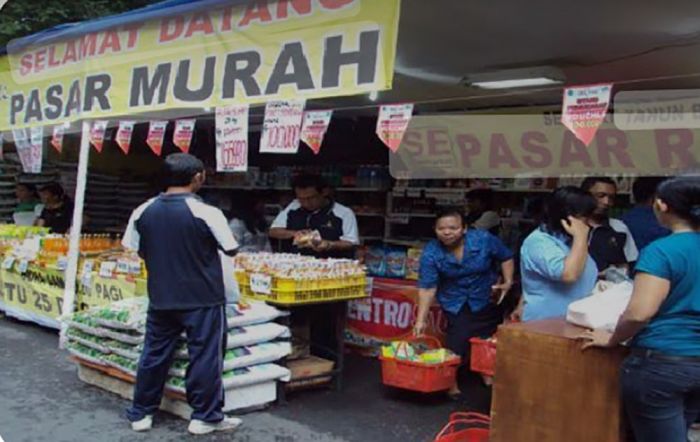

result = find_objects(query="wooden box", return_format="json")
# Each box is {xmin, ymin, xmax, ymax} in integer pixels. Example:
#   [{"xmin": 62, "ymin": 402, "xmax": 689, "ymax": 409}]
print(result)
[{"xmin": 490, "ymin": 319, "xmax": 630, "ymax": 442}]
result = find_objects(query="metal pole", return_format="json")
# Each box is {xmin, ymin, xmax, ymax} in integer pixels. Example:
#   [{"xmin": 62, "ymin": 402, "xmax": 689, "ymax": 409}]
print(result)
[{"xmin": 58, "ymin": 120, "xmax": 91, "ymax": 348}]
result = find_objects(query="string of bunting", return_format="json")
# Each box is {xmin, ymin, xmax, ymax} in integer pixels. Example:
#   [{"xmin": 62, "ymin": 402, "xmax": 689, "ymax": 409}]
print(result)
[{"xmin": 4, "ymin": 85, "xmax": 615, "ymax": 173}]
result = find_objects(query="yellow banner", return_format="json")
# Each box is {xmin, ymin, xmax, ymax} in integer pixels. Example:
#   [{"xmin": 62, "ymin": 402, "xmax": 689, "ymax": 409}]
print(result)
[
  {"xmin": 1, "ymin": 0, "xmax": 401, "ymax": 130},
  {"xmin": 0, "ymin": 269, "xmax": 65, "ymax": 323},
  {"xmin": 391, "ymin": 114, "xmax": 700, "ymax": 178},
  {"xmin": 78, "ymin": 274, "xmax": 144, "ymax": 309}
]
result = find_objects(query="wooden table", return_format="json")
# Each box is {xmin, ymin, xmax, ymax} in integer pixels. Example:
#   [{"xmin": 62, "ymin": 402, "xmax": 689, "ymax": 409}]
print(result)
[{"xmin": 490, "ymin": 319, "xmax": 631, "ymax": 442}]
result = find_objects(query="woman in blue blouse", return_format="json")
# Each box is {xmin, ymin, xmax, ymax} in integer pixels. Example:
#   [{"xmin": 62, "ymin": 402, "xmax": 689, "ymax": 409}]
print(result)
[
  {"xmin": 580, "ymin": 177, "xmax": 700, "ymax": 442},
  {"xmin": 414, "ymin": 208, "xmax": 514, "ymax": 396},
  {"xmin": 518, "ymin": 187, "xmax": 598, "ymax": 321}
]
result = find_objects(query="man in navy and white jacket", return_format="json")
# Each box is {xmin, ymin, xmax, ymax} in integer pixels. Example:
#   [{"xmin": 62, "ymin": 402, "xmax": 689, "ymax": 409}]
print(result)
[{"xmin": 122, "ymin": 153, "xmax": 240, "ymax": 435}]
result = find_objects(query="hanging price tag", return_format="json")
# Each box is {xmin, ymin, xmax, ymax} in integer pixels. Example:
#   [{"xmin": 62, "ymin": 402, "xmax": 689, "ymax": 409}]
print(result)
[
  {"xmin": 99, "ymin": 261, "xmax": 116, "ymax": 278},
  {"xmin": 116, "ymin": 259, "xmax": 130, "ymax": 274},
  {"xmin": 18, "ymin": 259, "xmax": 29, "ymax": 274},
  {"xmin": 250, "ymin": 273, "xmax": 272, "ymax": 295},
  {"xmin": 81, "ymin": 272, "xmax": 93, "ymax": 289},
  {"xmin": 57, "ymin": 255, "xmax": 68, "ymax": 271},
  {"xmin": 81, "ymin": 260, "xmax": 94, "ymax": 277}
]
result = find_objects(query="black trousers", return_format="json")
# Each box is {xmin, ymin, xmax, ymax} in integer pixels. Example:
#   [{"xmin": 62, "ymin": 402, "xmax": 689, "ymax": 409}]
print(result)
[
  {"xmin": 444, "ymin": 302, "xmax": 503, "ymax": 365},
  {"xmin": 126, "ymin": 305, "xmax": 227, "ymax": 423}
]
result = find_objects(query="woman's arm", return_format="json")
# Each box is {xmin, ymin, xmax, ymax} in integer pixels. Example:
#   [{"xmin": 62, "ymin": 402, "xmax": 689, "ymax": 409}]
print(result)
[
  {"xmin": 492, "ymin": 259, "xmax": 515, "ymax": 304},
  {"xmin": 414, "ymin": 288, "xmax": 437, "ymax": 336},
  {"xmin": 580, "ymin": 272, "xmax": 670, "ymax": 349},
  {"xmin": 560, "ymin": 217, "xmax": 591, "ymax": 283}
]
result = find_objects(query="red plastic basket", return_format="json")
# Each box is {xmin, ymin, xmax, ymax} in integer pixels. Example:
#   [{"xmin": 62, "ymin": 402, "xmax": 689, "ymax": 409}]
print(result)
[
  {"xmin": 379, "ymin": 336, "xmax": 460, "ymax": 393},
  {"xmin": 469, "ymin": 337, "xmax": 497, "ymax": 376},
  {"xmin": 434, "ymin": 412, "xmax": 490, "ymax": 442}
]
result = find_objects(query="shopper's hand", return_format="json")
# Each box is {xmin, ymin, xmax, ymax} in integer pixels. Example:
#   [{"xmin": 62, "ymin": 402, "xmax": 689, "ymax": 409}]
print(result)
[
  {"xmin": 413, "ymin": 319, "xmax": 427, "ymax": 337},
  {"xmin": 561, "ymin": 216, "xmax": 590, "ymax": 239},
  {"xmin": 491, "ymin": 281, "xmax": 513, "ymax": 305},
  {"xmin": 509, "ymin": 305, "xmax": 523, "ymax": 322},
  {"xmin": 578, "ymin": 329, "xmax": 614, "ymax": 350}
]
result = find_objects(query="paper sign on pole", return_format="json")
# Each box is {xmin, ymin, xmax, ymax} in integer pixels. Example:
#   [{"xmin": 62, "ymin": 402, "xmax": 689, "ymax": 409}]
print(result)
[
  {"xmin": 260, "ymin": 100, "xmax": 305, "ymax": 154},
  {"xmin": 89, "ymin": 120, "xmax": 108, "ymax": 152},
  {"xmin": 377, "ymin": 104, "xmax": 414, "ymax": 152},
  {"xmin": 216, "ymin": 105, "xmax": 249, "ymax": 172},
  {"xmin": 51, "ymin": 125, "xmax": 64, "ymax": 153},
  {"xmin": 116, "ymin": 121, "xmax": 135, "ymax": 155},
  {"xmin": 147, "ymin": 121, "xmax": 168, "ymax": 156},
  {"xmin": 173, "ymin": 119, "xmax": 196, "ymax": 153},
  {"xmin": 561, "ymin": 83, "xmax": 613, "ymax": 146},
  {"xmin": 301, "ymin": 110, "xmax": 333, "ymax": 155}
]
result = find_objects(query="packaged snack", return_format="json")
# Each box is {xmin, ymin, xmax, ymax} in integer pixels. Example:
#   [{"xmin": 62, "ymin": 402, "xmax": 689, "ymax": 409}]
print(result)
[
  {"xmin": 365, "ymin": 246, "xmax": 386, "ymax": 277},
  {"xmin": 385, "ymin": 247, "xmax": 407, "ymax": 278},
  {"xmin": 406, "ymin": 247, "xmax": 422, "ymax": 280}
]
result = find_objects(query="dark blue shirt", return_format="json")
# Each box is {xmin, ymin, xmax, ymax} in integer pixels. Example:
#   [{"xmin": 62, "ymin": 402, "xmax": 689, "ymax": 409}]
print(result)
[
  {"xmin": 123, "ymin": 193, "xmax": 238, "ymax": 311},
  {"xmin": 621, "ymin": 206, "xmax": 670, "ymax": 251},
  {"xmin": 418, "ymin": 229, "xmax": 513, "ymax": 314}
]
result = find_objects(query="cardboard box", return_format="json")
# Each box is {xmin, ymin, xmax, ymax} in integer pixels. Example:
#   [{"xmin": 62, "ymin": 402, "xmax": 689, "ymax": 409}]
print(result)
[
  {"xmin": 289, "ymin": 322, "xmax": 311, "ymax": 361},
  {"xmin": 287, "ymin": 356, "xmax": 334, "ymax": 389}
]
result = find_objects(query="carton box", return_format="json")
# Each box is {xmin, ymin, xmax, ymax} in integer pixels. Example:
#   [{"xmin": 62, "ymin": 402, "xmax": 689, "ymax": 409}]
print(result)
[{"xmin": 287, "ymin": 356, "xmax": 335, "ymax": 390}]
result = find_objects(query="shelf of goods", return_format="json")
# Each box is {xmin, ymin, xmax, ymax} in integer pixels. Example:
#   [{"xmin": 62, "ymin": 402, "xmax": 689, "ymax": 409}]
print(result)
[
  {"xmin": 233, "ymin": 253, "xmax": 369, "ymax": 306},
  {"xmin": 65, "ymin": 298, "xmax": 292, "ymax": 414},
  {"xmin": 0, "ymin": 225, "xmax": 147, "ymax": 329}
]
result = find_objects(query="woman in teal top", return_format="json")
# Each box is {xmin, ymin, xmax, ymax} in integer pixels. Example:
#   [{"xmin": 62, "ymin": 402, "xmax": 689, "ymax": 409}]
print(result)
[{"xmin": 581, "ymin": 176, "xmax": 700, "ymax": 442}]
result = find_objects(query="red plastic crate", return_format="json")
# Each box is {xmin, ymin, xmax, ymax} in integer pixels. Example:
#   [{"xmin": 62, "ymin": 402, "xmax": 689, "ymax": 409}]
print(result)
[
  {"xmin": 470, "ymin": 337, "xmax": 497, "ymax": 376},
  {"xmin": 379, "ymin": 336, "xmax": 460, "ymax": 393}
]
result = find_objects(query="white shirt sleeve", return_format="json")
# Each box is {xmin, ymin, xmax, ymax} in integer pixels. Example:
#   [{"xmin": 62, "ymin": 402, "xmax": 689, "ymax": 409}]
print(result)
[
  {"xmin": 122, "ymin": 198, "xmax": 156, "ymax": 251},
  {"xmin": 611, "ymin": 218, "xmax": 639, "ymax": 262},
  {"xmin": 336, "ymin": 205, "xmax": 359, "ymax": 244},
  {"xmin": 186, "ymin": 198, "xmax": 239, "ymax": 252},
  {"xmin": 270, "ymin": 202, "xmax": 295, "ymax": 229}
]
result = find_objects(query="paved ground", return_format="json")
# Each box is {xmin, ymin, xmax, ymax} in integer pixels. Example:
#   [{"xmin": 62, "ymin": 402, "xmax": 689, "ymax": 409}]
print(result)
[{"xmin": 0, "ymin": 316, "xmax": 490, "ymax": 442}]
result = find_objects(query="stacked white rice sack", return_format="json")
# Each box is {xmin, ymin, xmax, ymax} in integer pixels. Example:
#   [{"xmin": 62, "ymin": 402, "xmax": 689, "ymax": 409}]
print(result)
[{"xmin": 65, "ymin": 297, "xmax": 292, "ymax": 411}]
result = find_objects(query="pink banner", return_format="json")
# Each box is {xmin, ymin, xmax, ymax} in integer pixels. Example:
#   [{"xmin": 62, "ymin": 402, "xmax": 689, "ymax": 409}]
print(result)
[
  {"xmin": 301, "ymin": 110, "xmax": 333, "ymax": 154},
  {"xmin": 89, "ymin": 120, "xmax": 108, "ymax": 153},
  {"xmin": 116, "ymin": 121, "xmax": 135, "ymax": 155},
  {"xmin": 561, "ymin": 83, "xmax": 613, "ymax": 146},
  {"xmin": 147, "ymin": 121, "xmax": 168, "ymax": 156},
  {"xmin": 173, "ymin": 119, "xmax": 196, "ymax": 153},
  {"xmin": 51, "ymin": 125, "xmax": 64, "ymax": 153},
  {"xmin": 376, "ymin": 104, "xmax": 414, "ymax": 152}
]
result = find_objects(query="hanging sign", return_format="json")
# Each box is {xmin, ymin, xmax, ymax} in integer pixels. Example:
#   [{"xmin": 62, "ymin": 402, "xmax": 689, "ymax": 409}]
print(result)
[
  {"xmin": 173, "ymin": 119, "xmax": 195, "ymax": 153},
  {"xmin": 116, "ymin": 120, "xmax": 135, "ymax": 154},
  {"xmin": 216, "ymin": 105, "xmax": 249, "ymax": 172},
  {"xmin": 301, "ymin": 110, "xmax": 333, "ymax": 155},
  {"xmin": 2, "ymin": 1, "xmax": 401, "ymax": 131},
  {"xmin": 13, "ymin": 128, "xmax": 33, "ymax": 173},
  {"xmin": 27, "ymin": 126, "xmax": 43, "ymax": 173},
  {"xmin": 89, "ymin": 120, "xmax": 108, "ymax": 152},
  {"xmin": 146, "ymin": 120, "xmax": 167, "ymax": 156},
  {"xmin": 561, "ymin": 83, "xmax": 613, "ymax": 146},
  {"xmin": 377, "ymin": 103, "xmax": 414, "ymax": 152},
  {"xmin": 260, "ymin": 100, "xmax": 305, "ymax": 154},
  {"xmin": 51, "ymin": 125, "xmax": 64, "ymax": 153}
]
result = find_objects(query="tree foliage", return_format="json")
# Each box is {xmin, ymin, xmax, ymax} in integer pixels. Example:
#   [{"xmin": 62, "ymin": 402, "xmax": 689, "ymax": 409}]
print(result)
[{"xmin": 0, "ymin": 0, "xmax": 161, "ymax": 48}]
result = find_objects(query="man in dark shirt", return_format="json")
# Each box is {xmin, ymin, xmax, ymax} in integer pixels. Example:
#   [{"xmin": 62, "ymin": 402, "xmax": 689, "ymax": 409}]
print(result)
[
  {"xmin": 269, "ymin": 174, "xmax": 359, "ymax": 259},
  {"xmin": 36, "ymin": 183, "xmax": 73, "ymax": 234},
  {"xmin": 122, "ymin": 154, "xmax": 240, "ymax": 435},
  {"xmin": 622, "ymin": 177, "xmax": 670, "ymax": 251}
]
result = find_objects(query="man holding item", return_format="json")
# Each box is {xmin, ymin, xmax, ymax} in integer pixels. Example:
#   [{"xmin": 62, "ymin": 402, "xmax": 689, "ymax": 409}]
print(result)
[
  {"xmin": 581, "ymin": 177, "xmax": 638, "ymax": 276},
  {"xmin": 269, "ymin": 173, "xmax": 359, "ymax": 258},
  {"xmin": 123, "ymin": 153, "xmax": 240, "ymax": 435}
]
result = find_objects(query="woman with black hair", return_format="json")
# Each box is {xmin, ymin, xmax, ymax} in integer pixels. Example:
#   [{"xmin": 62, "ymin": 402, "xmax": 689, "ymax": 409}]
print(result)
[
  {"xmin": 519, "ymin": 186, "xmax": 598, "ymax": 321},
  {"xmin": 414, "ymin": 207, "xmax": 514, "ymax": 395},
  {"xmin": 228, "ymin": 194, "xmax": 271, "ymax": 253},
  {"xmin": 580, "ymin": 176, "xmax": 700, "ymax": 442}
]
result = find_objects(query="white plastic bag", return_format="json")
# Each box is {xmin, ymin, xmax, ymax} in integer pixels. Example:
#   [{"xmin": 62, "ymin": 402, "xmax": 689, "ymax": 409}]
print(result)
[{"xmin": 567, "ymin": 281, "xmax": 633, "ymax": 331}]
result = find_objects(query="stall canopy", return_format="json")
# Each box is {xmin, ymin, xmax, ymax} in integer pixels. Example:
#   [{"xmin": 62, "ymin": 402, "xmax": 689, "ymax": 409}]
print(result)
[{"xmin": 2, "ymin": 0, "xmax": 402, "ymax": 131}]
